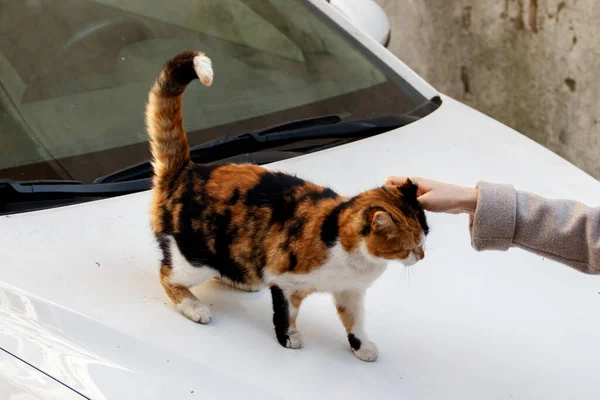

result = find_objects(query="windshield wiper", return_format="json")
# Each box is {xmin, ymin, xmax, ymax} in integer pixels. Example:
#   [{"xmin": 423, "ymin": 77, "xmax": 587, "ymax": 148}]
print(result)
[
  {"xmin": 0, "ymin": 113, "xmax": 418, "ymax": 215},
  {"xmin": 0, "ymin": 179, "xmax": 151, "ymax": 215},
  {"xmin": 95, "ymin": 114, "xmax": 418, "ymax": 184}
]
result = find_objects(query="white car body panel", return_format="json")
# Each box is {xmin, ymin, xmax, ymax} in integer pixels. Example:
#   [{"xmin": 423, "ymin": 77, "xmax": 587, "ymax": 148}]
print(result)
[
  {"xmin": 0, "ymin": 349, "xmax": 83, "ymax": 399},
  {"xmin": 1, "ymin": 94, "xmax": 600, "ymax": 399}
]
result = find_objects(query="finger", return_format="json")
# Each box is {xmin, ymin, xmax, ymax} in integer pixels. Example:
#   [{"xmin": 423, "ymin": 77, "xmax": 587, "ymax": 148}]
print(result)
[
  {"xmin": 408, "ymin": 176, "xmax": 430, "ymax": 187},
  {"xmin": 385, "ymin": 176, "xmax": 407, "ymax": 186},
  {"xmin": 416, "ymin": 191, "xmax": 434, "ymax": 211},
  {"xmin": 408, "ymin": 177, "xmax": 431, "ymax": 196}
]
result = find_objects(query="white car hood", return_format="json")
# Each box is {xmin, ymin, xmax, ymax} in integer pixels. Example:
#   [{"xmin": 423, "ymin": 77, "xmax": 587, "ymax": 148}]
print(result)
[{"xmin": 1, "ymin": 96, "xmax": 600, "ymax": 400}]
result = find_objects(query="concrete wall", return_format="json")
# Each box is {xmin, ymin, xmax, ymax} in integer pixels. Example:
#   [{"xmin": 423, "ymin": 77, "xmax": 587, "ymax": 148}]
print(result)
[{"xmin": 375, "ymin": 0, "xmax": 600, "ymax": 179}]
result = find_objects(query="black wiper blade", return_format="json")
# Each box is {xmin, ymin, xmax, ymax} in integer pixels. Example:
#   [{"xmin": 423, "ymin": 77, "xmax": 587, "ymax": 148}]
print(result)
[
  {"xmin": 95, "ymin": 114, "xmax": 418, "ymax": 184},
  {"xmin": 254, "ymin": 114, "xmax": 342, "ymax": 134},
  {"xmin": 0, "ymin": 179, "xmax": 151, "ymax": 214},
  {"xmin": 246, "ymin": 114, "xmax": 417, "ymax": 143},
  {"xmin": 191, "ymin": 114, "xmax": 415, "ymax": 150},
  {"xmin": 94, "ymin": 115, "xmax": 343, "ymax": 184}
]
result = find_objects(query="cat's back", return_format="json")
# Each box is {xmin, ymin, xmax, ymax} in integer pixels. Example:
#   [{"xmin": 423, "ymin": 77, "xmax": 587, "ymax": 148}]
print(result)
[
  {"xmin": 204, "ymin": 163, "xmax": 343, "ymax": 227},
  {"xmin": 152, "ymin": 162, "xmax": 343, "ymax": 235},
  {"xmin": 180, "ymin": 162, "xmax": 338, "ymax": 206}
]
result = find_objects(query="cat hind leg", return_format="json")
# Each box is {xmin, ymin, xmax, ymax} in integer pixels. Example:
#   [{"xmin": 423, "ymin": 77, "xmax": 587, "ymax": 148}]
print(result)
[{"xmin": 159, "ymin": 237, "xmax": 218, "ymax": 324}]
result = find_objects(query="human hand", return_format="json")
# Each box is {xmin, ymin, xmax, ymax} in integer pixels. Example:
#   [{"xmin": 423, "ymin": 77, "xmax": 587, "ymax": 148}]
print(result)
[{"xmin": 385, "ymin": 176, "xmax": 478, "ymax": 215}]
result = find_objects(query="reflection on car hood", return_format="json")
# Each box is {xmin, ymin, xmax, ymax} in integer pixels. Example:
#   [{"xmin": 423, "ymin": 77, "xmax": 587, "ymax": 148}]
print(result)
[{"xmin": 1, "ymin": 96, "xmax": 600, "ymax": 400}]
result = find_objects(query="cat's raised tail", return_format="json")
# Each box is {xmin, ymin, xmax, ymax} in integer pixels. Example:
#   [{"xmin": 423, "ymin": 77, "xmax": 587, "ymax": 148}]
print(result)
[{"xmin": 145, "ymin": 50, "xmax": 213, "ymax": 187}]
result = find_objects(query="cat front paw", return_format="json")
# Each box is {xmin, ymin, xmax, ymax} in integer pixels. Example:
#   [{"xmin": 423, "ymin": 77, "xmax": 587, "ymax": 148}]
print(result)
[
  {"xmin": 177, "ymin": 298, "xmax": 212, "ymax": 324},
  {"xmin": 352, "ymin": 341, "xmax": 378, "ymax": 362},
  {"xmin": 285, "ymin": 330, "xmax": 304, "ymax": 349}
]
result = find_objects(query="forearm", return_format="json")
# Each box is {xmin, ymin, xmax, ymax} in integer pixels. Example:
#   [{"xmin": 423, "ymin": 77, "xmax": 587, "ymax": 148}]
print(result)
[{"xmin": 469, "ymin": 182, "xmax": 600, "ymax": 274}]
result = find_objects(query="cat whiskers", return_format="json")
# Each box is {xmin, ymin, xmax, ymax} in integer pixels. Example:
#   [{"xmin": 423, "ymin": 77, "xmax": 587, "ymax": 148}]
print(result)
[{"xmin": 404, "ymin": 265, "xmax": 412, "ymax": 286}]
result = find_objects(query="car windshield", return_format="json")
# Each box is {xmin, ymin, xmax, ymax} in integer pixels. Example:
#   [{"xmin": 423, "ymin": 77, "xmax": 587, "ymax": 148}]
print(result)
[{"xmin": 0, "ymin": 0, "xmax": 432, "ymax": 183}]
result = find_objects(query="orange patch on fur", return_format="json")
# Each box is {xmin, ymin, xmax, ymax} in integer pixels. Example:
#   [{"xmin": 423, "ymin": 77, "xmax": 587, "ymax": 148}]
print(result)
[
  {"xmin": 336, "ymin": 305, "xmax": 356, "ymax": 332},
  {"xmin": 290, "ymin": 290, "xmax": 314, "ymax": 327},
  {"xmin": 160, "ymin": 264, "xmax": 196, "ymax": 305}
]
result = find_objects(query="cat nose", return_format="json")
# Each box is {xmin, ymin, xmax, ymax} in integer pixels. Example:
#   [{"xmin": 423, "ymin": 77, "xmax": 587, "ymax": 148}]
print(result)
[{"xmin": 414, "ymin": 247, "xmax": 425, "ymax": 260}]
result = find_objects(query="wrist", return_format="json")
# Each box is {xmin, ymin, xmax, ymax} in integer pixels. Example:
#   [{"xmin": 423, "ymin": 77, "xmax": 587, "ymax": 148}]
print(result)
[{"xmin": 460, "ymin": 187, "xmax": 478, "ymax": 215}]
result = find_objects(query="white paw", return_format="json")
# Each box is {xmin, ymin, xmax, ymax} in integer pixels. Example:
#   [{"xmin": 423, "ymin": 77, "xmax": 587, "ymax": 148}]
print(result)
[
  {"xmin": 285, "ymin": 330, "xmax": 304, "ymax": 349},
  {"xmin": 353, "ymin": 341, "xmax": 378, "ymax": 362},
  {"xmin": 177, "ymin": 298, "xmax": 212, "ymax": 324}
]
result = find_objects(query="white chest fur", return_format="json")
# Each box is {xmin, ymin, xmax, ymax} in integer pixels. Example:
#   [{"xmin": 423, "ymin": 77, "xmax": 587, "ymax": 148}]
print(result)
[{"xmin": 266, "ymin": 241, "xmax": 388, "ymax": 293}]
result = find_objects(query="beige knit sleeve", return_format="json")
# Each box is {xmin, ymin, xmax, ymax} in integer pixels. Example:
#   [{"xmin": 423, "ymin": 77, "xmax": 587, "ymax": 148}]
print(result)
[{"xmin": 469, "ymin": 181, "xmax": 600, "ymax": 275}]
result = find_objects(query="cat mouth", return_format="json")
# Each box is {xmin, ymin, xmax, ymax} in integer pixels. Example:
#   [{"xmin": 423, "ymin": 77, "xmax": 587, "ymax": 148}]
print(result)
[
  {"xmin": 414, "ymin": 247, "xmax": 425, "ymax": 261},
  {"xmin": 400, "ymin": 250, "xmax": 423, "ymax": 267}
]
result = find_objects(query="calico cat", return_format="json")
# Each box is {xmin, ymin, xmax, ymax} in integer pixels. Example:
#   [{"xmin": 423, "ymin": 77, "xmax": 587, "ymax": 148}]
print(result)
[{"xmin": 147, "ymin": 50, "xmax": 428, "ymax": 362}]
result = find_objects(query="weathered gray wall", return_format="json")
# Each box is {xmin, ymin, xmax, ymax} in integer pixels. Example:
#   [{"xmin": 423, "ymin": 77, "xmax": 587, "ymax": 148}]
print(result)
[{"xmin": 375, "ymin": 0, "xmax": 600, "ymax": 179}]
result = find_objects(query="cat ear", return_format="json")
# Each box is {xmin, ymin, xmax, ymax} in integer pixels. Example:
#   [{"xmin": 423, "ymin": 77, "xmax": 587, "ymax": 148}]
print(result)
[{"xmin": 372, "ymin": 211, "xmax": 397, "ymax": 235}]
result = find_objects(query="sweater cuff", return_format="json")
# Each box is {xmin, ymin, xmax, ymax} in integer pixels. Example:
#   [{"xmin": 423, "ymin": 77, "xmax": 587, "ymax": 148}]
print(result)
[{"xmin": 469, "ymin": 181, "xmax": 517, "ymax": 251}]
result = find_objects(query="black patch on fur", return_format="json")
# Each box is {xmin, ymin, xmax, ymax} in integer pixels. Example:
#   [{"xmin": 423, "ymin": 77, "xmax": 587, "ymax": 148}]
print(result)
[
  {"xmin": 174, "ymin": 165, "xmax": 247, "ymax": 283},
  {"xmin": 360, "ymin": 224, "xmax": 371, "ymax": 236},
  {"xmin": 288, "ymin": 253, "xmax": 298, "ymax": 271},
  {"xmin": 245, "ymin": 172, "xmax": 305, "ymax": 224},
  {"xmin": 161, "ymin": 206, "xmax": 174, "ymax": 232},
  {"xmin": 320, "ymin": 188, "xmax": 338, "ymax": 199},
  {"xmin": 292, "ymin": 188, "xmax": 339, "ymax": 212},
  {"xmin": 213, "ymin": 209, "xmax": 234, "ymax": 259},
  {"xmin": 287, "ymin": 217, "xmax": 306, "ymax": 242},
  {"xmin": 320, "ymin": 199, "xmax": 354, "ymax": 247},
  {"xmin": 359, "ymin": 206, "xmax": 387, "ymax": 236},
  {"xmin": 156, "ymin": 233, "xmax": 172, "ymax": 267},
  {"xmin": 227, "ymin": 188, "xmax": 241, "ymax": 205},
  {"xmin": 193, "ymin": 164, "xmax": 217, "ymax": 181},
  {"xmin": 166, "ymin": 162, "xmax": 190, "ymax": 197},
  {"xmin": 159, "ymin": 51, "xmax": 201, "ymax": 96},
  {"xmin": 398, "ymin": 180, "xmax": 429, "ymax": 235},
  {"xmin": 305, "ymin": 188, "xmax": 338, "ymax": 202},
  {"xmin": 417, "ymin": 209, "xmax": 429, "ymax": 235},
  {"xmin": 271, "ymin": 285, "xmax": 290, "ymax": 346},
  {"xmin": 242, "ymin": 208, "xmax": 269, "ymax": 277},
  {"xmin": 277, "ymin": 219, "xmax": 303, "ymax": 274},
  {"xmin": 245, "ymin": 172, "xmax": 305, "ymax": 207},
  {"xmin": 348, "ymin": 333, "xmax": 362, "ymax": 350},
  {"xmin": 156, "ymin": 207, "xmax": 174, "ymax": 266}
]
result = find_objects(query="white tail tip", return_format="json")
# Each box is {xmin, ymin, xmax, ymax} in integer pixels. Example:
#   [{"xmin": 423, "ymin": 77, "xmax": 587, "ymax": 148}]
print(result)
[{"xmin": 193, "ymin": 54, "xmax": 213, "ymax": 86}]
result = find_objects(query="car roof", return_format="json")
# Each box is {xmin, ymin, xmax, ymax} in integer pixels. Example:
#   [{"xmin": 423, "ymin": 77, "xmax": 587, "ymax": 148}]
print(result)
[{"xmin": 2, "ymin": 95, "xmax": 600, "ymax": 399}]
